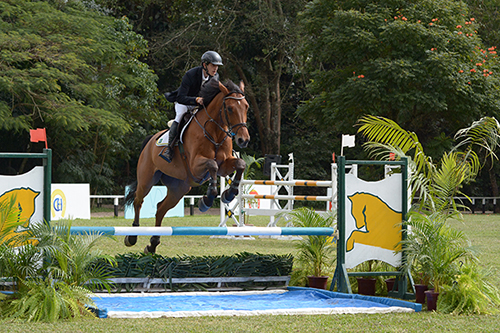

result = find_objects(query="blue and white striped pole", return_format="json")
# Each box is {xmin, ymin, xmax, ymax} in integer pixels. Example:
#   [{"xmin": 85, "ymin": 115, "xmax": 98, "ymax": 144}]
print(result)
[{"xmin": 69, "ymin": 226, "xmax": 336, "ymax": 237}]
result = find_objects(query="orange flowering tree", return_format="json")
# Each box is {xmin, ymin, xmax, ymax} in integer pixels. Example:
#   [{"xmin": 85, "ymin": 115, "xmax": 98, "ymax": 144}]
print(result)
[{"xmin": 298, "ymin": 0, "xmax": 500, "ymax": 148}]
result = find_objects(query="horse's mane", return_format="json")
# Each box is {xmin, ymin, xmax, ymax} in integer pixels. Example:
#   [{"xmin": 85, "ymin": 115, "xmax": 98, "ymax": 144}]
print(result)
[{"xmin": 200, "ymin": 79, "xmax": 243, "ymax": 106}]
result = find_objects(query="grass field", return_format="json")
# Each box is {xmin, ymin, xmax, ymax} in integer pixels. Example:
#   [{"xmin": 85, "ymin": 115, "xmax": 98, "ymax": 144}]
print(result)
[{"xmin": 2, "ymin": 213, "xmax": 500, "ymax": 332}]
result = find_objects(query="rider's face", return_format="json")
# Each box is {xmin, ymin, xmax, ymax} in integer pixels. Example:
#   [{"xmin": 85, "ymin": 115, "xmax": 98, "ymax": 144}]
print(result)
[{"xmin": 205, "ymin": 63, "xmax": 219, "ymax": 76}]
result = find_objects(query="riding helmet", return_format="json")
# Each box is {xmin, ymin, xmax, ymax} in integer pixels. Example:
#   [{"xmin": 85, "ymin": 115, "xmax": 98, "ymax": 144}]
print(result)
[{"xmin": 201, "ymin": 51, "xmax": 223, "ymax": 66}]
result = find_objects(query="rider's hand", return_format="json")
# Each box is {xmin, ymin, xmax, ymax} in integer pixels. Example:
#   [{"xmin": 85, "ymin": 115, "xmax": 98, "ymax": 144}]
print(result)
[{"xmin": 196, "ymin": 97, "xmax": 204, "ymax": 105}]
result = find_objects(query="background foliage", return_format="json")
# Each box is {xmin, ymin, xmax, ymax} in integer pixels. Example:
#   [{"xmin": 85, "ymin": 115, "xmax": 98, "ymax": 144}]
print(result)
[
  {"xmin": 1, "ymin": 0, "xmax": 499, "ymax": 198},
  {"xmin": 0, "ymin": 0, "xmax": 158, "ymax": 192}
]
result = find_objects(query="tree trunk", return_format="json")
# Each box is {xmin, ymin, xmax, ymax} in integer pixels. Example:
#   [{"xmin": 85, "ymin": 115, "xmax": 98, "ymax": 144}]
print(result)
[{"xmin": 234, "ymin": 61, "xmax": 282, "ymax": 156}]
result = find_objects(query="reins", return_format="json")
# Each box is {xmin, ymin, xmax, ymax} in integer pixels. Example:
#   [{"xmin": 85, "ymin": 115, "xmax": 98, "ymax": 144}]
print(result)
[{"xmin": 193, "ymin": 91, "xmax": 248, "ymax": 157}]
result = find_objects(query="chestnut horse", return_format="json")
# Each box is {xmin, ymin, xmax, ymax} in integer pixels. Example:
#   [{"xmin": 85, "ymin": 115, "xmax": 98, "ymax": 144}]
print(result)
[{"xmin": 124, "ymin": 79, "xmax": 250, "ymax": 253}]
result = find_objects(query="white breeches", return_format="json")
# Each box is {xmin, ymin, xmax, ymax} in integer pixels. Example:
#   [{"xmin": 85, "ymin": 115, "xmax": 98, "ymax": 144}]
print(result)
[{"xmin": 174, "ymin": 103, "xmax": 197, "ymax": 123}]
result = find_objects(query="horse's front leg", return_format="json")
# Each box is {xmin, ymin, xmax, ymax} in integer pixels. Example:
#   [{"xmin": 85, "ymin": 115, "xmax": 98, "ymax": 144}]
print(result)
[
  {"xmin": 198, "ymin": 159, "xmax": 219, "ymax": 212},
  {"xmin": 220, "ymin": 157, "xmax": 246, "ymax": 204}
]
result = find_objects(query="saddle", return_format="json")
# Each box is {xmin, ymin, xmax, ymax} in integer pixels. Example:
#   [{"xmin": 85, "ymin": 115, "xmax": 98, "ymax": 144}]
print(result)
[{"xmin": 156, "ymin": 110, "xmax": 198, "ymax": 147}]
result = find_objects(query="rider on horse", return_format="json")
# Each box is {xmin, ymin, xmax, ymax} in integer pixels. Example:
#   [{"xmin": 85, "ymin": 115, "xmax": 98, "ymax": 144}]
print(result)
[{"xmin": 161, "ymin": 51, "xmax": 223, "ymax": 163}]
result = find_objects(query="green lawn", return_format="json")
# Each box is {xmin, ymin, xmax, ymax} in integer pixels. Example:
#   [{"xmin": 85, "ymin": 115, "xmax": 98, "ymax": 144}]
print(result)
[
  {"xmin": 2, "ymin": 213, "xmax": 500, "ymax": 332},
  {"xmin": 448, "ymin": 214, "xmax": 500, "ymax": 286}
]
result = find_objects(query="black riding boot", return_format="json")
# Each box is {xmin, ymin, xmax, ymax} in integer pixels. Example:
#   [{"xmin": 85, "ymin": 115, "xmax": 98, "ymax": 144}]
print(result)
[{"xmin": 161, "ymin": 121, "xmax": 179, "ymax": 163}]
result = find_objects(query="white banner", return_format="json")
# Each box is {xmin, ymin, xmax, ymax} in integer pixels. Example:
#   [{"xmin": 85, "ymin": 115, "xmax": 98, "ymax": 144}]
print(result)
[
  {"xmin": 51, "ymin": 184, "xmax": 91, "ymax": 220},
  {"xmin": 344, "ymin": 173, "xmax": 403, "ymax": 268},
  {"xmin": 342, "ymin": 134, "xmax": 356, "ymax": 148}
]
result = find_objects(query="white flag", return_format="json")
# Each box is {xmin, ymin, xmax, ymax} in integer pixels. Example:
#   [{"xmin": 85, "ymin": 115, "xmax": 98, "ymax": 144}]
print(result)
[{"xmin": 342, "ymin": 134, "xmax": 355, "ymax": 148}]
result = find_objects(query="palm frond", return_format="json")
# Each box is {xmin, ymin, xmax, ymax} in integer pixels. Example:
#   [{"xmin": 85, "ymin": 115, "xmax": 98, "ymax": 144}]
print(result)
[
  {"xmin": 358, "ymin": 115, "xmax": 420, "ymax": 153},
  {"xmin": 0, "ymin": 195, "xmax": 32, "ymax": 247},
  {"xmin": 357, "ymin": 115, "xmax": 432, "ymax": 175},
  {"xmin": 454, "ymin": 116, "xmax": 500, "ymax": 161},
  {"xmin": 241, "ymin": 152, "xmax": 265, "ymax": 179}
]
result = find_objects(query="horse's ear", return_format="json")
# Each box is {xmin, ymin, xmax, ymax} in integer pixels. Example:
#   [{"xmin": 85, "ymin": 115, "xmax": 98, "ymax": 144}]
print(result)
[
  {"xmin": 239, "ymin": 80, "xmax": 245, "ymax": 93},
  {"xmin": 218, "ymin": 81, "xmax": 229, "ymax": 95}
]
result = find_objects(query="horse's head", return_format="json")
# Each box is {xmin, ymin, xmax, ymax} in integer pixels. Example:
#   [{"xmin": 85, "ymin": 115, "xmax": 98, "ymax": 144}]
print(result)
[{"xmin": 217, "ymin": 80, "xmax": 250, "ymax": 148}]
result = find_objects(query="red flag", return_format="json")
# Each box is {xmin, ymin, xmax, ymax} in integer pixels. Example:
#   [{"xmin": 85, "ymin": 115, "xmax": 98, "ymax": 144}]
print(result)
[{"xmin": 30, "ymin": 128, "xmax": 48, "ymax": 149}]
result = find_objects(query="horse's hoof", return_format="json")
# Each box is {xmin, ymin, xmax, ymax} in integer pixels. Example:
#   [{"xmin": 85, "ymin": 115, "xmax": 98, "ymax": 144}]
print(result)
[
  {"xmin": 144, "ymin": 244, "xmax": 158, "ymax": 254},
  {"xmin": 198, "ymin": 197, "xmax": 211, "ymax": 212},
  {"xmin": 221, "ymin": 190, "xmax": 237, "ymax": 204},
  {"xmin": 124, "ymin": 235, "xmax": 137, "ymax": 247}
]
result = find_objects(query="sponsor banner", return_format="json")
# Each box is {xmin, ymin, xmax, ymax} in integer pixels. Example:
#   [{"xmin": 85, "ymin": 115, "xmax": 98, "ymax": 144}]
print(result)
[
  {"xmin": 124, "ymin": 186, "xmax": 184, "ymax": 219},
  {"xmin": 51, "ymin": 184, "xmax": 91, "ymax": 220},
  {"xmin": 344, "ymin": 174, "xmax": 403, "ymax": 268}
]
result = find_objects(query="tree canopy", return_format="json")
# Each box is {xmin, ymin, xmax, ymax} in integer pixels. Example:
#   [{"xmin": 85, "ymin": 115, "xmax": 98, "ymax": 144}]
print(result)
[
  {"xmin": 0, "ymin": 0, "xmax": 158, "ymax": 191},
  {"xmin": 298, "ymin": 0, "xmax": 500, "ymax": 153}
]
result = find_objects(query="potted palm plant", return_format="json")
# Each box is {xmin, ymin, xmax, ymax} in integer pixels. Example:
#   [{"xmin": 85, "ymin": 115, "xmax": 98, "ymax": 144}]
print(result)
[
  {"xmin": 286, "ymin": 207, "xmax": 336, "ymax": 289},
  {"xmin": 240, "ymin": 153, "xmax": 265, "ymax": 225},
  {"xmin": 401, "ymin": 211, "xmax": 476, "ymax": 310}
]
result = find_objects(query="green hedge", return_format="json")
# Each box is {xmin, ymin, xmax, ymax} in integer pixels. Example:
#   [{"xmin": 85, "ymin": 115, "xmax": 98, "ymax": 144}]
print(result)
[{"xmin": 97, "ymin": 252, "xmax": 293, "ymax": 279}]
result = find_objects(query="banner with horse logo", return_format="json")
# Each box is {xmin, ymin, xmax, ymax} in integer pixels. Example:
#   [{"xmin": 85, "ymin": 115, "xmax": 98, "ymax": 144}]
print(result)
[
  {"xmin": 344, "ymin": 173, "xmax": 403, "ymax": 269},
  {"xmin": 0, "ymin": 167, "xmax": 44, "ymax": 242}
]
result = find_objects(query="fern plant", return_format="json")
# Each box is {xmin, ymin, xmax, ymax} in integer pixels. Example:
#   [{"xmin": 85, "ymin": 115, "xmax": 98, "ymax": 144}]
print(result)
[
  {"xmin": 0, "ymin": 201, "xmax": 116, "ymax": 322},
  {"xmin": 357, "ymin": 115, "xmax": 491, "ymax": 213},
  {"xmin": 2, "ymin": 278, "xmax": 96, "ymax": 322},
  {"xmin": 438, "ymin": 264, "xmax": 500, "ymax": 315},
  {"xmin": 47, "ymin": 221, "xmax": 116, "ymax": 292}
]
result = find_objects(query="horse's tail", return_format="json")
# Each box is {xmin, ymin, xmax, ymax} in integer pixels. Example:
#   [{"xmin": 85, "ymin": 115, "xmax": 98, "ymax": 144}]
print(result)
[
  {"xmin": 125, "ymin": 181, "xmax": 137, "ymax": 206},
  {"xmin": 124, "ymin": 134, "xmax": 155, "ymax": 206}
]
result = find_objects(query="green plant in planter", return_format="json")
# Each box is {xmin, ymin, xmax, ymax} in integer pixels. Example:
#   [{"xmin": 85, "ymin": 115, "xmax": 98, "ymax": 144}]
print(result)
[
  {"xmin": 240, "ymin": 153, "xmax": 265, "ymax": 225},
  {"xmin": 401, "ymin": 211, "xmax": 477, "ymax": 294},
  {"xmin": 286, "ymin": 208, "xmax": 336, "ymax": 286},
  {"xmin": 348, "ymin": 260, "xmax": 396, "ymax": 294}
]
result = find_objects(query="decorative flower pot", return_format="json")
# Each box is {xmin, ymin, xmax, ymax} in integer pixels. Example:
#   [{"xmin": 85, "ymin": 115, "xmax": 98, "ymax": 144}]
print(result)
[
  {"xmin": 356, "ymin": 277, "xmax": 376, "ymax": 295},
  {"xmin": 385, "ymin": 278, "xmax": 397, "ymax": 292},
  {"xmin": 424, "ymin": 290, "xmax": 439, "ymax": 311},
  {"xmin": 308, "ymin": 276, "xmax": 328, "ymax": 289},
  {"xmin": 414, "ymin": 284, "xmax": 429, "ymax": 304}
]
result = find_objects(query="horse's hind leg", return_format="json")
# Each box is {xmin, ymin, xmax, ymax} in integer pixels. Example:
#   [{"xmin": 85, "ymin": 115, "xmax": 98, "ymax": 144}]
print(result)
[
  {"xmin": 198, "ymin": 160, "xmax": 219, "ymax": 212},
  {"xmin": 220, "ymin": 157, "xmax": 246, "ymax": 204},
  {"xmin": 124, "ymin": 169, "xmax": 161, "ymax": 247},
  {"xmin": 145, "ymin": 177, "xmax": 190, "ymax": 254}
]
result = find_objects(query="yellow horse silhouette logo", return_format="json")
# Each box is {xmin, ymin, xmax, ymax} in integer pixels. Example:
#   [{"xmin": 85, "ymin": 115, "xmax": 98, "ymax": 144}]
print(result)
[
  {"xmin": 0, "ymin": 188, "xmax": 40, "ymax": 245},
  {"xmin": 346, "ymin": 192, "xmax": 401, "ymax": 252}
]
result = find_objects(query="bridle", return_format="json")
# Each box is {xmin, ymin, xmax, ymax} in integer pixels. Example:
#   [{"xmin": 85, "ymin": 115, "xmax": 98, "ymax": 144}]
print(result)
[{"xmin": 194, "ymin": 91, "xmax": 248, "ymax": 154}]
